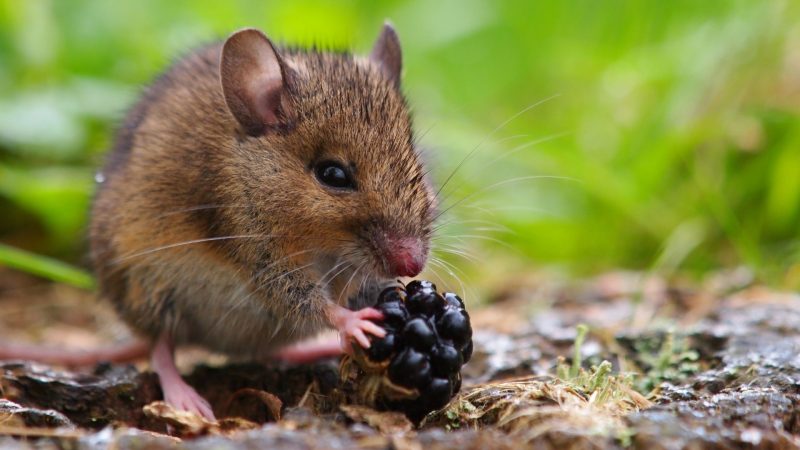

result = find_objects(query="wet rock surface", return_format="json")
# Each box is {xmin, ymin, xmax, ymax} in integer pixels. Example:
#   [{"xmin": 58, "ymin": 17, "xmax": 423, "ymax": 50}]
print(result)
[
  {"xmin": 625, "ymin": 300, "xmax": 800, "ymax": 449},
  {"xmin": 2, "ymin": 272, "xmax": 800, "ymax": 448},
  {"xmin": 0, "ymin": 399, "xmax": 73, "ymax": 429}
]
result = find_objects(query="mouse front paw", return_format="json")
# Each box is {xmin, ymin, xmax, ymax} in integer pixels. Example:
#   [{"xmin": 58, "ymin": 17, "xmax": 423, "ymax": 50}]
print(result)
[{"xmin": 330, "ymin": 306, "xmax": 386, "ymax": 352}]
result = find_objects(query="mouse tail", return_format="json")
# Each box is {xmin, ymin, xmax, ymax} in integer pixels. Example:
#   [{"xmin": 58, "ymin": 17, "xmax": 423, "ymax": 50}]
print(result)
[{"xmin": 0, "ymin": 340, "xmax": 149, "ymax": 367}]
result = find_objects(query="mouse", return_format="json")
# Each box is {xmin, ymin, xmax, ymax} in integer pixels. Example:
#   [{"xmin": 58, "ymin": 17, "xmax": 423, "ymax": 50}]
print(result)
[{"xmin": 81, "ymin": 24, "xmax": 436, "ymax": 420}]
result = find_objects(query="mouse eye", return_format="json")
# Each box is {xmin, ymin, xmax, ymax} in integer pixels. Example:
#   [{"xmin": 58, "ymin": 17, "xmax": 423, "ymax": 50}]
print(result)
[{"xmin": 314, "ymin": 160, "xmax": 355, "ymax": 190}]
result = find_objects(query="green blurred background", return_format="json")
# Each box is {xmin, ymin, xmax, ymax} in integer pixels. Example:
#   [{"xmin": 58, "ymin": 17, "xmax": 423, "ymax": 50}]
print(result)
[{"xmin": 1, "ymin": 0, "xmax": 799, "ymax": 289}]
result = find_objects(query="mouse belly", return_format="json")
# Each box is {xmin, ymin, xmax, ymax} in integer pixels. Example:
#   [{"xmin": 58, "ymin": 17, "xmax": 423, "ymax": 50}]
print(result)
[
  {"xmin": 175, "ymin": 288, "xmax": 290, "ymax": 357},
  {"xmin": 144, "ymin": 253, "xmax": 325, "ymax": 358}
]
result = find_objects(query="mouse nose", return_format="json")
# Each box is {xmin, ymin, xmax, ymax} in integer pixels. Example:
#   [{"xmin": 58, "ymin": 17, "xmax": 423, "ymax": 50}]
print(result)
[{"xmin": 384, "ymin": 237, "xmax": 426, "ymax": 277}]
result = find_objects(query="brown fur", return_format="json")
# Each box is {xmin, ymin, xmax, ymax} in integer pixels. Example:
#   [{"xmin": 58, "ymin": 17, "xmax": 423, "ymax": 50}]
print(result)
[{"xmin": 89, "ymin": 27, "xmax": 436, "ymax": 358}]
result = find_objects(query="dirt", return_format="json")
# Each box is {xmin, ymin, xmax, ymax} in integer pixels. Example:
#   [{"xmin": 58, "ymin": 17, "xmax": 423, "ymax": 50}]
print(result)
[{"xmin": 1, "ymin": 268, "xmax": 799, "ymax": 448}]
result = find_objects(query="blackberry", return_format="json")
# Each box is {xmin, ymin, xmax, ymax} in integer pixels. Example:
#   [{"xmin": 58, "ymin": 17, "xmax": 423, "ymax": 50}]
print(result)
[
  {"xmin": 406, "ymin": 279, "xmax": 436, "ymax": 296},
  {"xmin": 376, "ymin": 301, "xmax": 408, "ymax": 330},
  {"xmin": 388, "ymin": 348, "xmax": 432, "ymax": 388},
  {"xmin": 430, "ymin": 344, "xmax": 462, "ymax": 376},
  {"xmin": 346, "ymin": 280, "xmax": 473, "ymax": 422},
  {"xmin": 378, "ymin": 286, "xmax": 407, "ymax": 304},
  {"xmin": 403, "ymin": 318, "xmax": 436, "ymax": 351},
  {"xmin": 437, "ymin": 309, "xmax": 472, "ymax": 348},
  {"xmin": 366, "ymin": 331, "xmax": 399, "ymax": 362},
  {"xmin": 443, "ymin": 292, "xmax": 465, "ymax": 310}
]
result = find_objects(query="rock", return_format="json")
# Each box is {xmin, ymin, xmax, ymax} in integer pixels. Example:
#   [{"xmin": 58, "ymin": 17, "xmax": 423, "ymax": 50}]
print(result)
[{"xmin": 0, "ymin": 399, "xmax": 73, "ymax": 428}]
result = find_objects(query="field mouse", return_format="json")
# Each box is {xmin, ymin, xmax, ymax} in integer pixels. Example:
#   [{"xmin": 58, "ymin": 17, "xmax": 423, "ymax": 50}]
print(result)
[{"xmin": 4, "ymin": 24, "xmax": 436, "ymax": 420}]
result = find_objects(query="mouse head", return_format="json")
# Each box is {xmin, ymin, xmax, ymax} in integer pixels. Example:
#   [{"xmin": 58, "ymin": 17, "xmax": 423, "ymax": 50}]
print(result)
[{"xmin": 219, "ymin": 25, "xmax": 435, "ymax": 280}]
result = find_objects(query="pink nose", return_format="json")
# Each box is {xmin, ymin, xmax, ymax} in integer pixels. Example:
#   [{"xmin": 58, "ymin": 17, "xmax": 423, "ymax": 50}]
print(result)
[{"xmin": 384, "ymin": 237, "xmax": 425, "ymax": 277}]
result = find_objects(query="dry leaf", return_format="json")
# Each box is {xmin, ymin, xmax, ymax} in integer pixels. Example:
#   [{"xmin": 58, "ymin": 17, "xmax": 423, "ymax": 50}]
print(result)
[
  {"xmin": 224, "ymin": 388, "xmax": 283, "ymax": 421},
  {"xmin": 340, "ymin": 404, "xmax": 413, "ymax": 434},
  {"xmin": 143, "ymin": 401, "xmax": 259, "ymax": 438}
]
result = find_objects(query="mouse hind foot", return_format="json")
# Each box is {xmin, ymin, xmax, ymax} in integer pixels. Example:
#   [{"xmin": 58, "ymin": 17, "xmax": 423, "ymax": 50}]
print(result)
[{"xmin": 150, "ymin": 333, "xmax": 216, "ymax": 421}]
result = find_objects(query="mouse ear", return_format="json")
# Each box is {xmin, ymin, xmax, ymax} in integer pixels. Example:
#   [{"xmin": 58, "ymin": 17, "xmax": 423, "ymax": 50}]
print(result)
[
  {"xmin": 370, "ymin": 22, "xmax": 402, "ymax": 87},
  {"xmin": 220, "ymin": 28, "xmax": 291, "ymax": 135}
]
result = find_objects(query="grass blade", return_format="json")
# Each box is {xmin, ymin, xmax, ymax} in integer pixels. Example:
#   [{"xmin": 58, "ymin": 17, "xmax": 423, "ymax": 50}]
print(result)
[{"xmin": 0, "ymin": 243, "xmax": 95, "ymax": 290}]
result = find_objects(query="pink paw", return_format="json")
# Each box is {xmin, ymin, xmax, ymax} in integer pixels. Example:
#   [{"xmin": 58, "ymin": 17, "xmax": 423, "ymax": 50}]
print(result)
[
  {"xmin": 331, "ymin": 306, "xmax": 386, "ymax": 352},
  {"xmin": 162, "ymin": 378, "xmax": 216, "ymax": 421}
]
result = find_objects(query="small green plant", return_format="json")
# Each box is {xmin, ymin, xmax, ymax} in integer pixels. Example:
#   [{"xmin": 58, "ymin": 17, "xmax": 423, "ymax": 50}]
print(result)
[
  {"xmin": 432, "ymin": 325, "xmax": 651, "ymax": 434},
  {"xmin": 634, "ymin": 331, "xmax": 700, "ymax": 393},
  {"xmin": 558, "ymin": 323, "xmax": 588, "ymax": 380},
  {"xmin": 556, "ymin": 324, "xmax": 641, "ymax": 407},
  {"xmin": 444, "ymin": 409, "xmax": 461, "ymax": 430},
  {"xmin": 441, "ymin": 399, "xmax": 478, "ymax": 430}
]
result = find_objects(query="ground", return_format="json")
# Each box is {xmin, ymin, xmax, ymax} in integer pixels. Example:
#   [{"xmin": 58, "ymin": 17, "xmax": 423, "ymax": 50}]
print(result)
[{"xmin": 0, "ymin": 267, "xmax": 799, "ymax": 449}]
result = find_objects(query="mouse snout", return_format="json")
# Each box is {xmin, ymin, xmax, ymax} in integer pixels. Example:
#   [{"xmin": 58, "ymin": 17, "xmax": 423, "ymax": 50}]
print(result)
[{"xmin": 382, "ymin": 236, "xmax": 426, "ymax": 277}]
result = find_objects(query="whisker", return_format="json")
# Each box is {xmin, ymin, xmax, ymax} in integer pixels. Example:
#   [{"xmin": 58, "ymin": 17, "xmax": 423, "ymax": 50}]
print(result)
[
  {"xmin": 338, "ymin": 262, "xmax": 365, "ymax": 306},
  {"xmin": 450, "ymin": 204, "xmax": 501, "ymax": 220},
  {"xmin": 433, "ymin": 175, "xmax": 580, "ymax": 223},
  {"xmin": 434, "ymin": 94, "xmax": 561, "ymax": 199},
  {"xmin": 432, "ymin": 219, "xmax": 513, "ymax": 235},
  {"xmin": 433, "ymin": 256, "xmax": 480, "ymax": 302},
  {"xmin": 209, "ymin": 249, "xmax": 317, "ymax": 333},
  {"xmin": 355, "ymin": 264, "xmax": 373, "ymax": 306},
  {"xmin": 111, "ymin": 233, "xmax": 354, "ymax": 265},
  {"xmin": 420, "ymin": 134, "xmax": 532, "ymax": 186},
  {"xmin": 461, "ymin": 203, "xmax": 553, "ymax": 215},
  {"xmin": 433, "ymin": 217, "xmax": 511, "ymax": 229},
  {"xmin": 320, "ymin": 261, "xmax": 354, "ymax": 293},
  {"xmin": 255, "ymin": 263, "xmax": 314, "ymax": 296},
  {"xmin": 422, "ymin": 263, "xmax": 447, "ymax": 291},
  {"xmin": 413, "ymin": 121, "xmax": 438, "ymax": 147},
  {"xmin": 431, "ymin": 231, "xmax": 511, "ymax": 244},
  {"xmin": 432, "ymin": 246, "xmax": 479, "ymax": 263},
  {"xmin": 429, "ymin": 258, "xmax": 466, "ymax": 298},
  {"xmin": 439, "ymin": 234, "xmax": 516, "ymax": 248},
  {"xmin": 260, "ymin": 263, "xmax": 315, "ymax": 340},
  {"xmin": 316, "ymin": 261, "xmax": 345, "ymax": 289},
  {"xmin": 485, "ymin": 131, "xmax": 571, "ymax": 167},
  {"xmin": 111, "ymin": 234, "xmax": 265, "ymax": 263},
  {"xmin": 456, "ymin": 203, "xmax": 557, "ymax": 224},
  {"xmin": 152, "ymin": 204, "xmax": 249, "ymax": 220}
]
